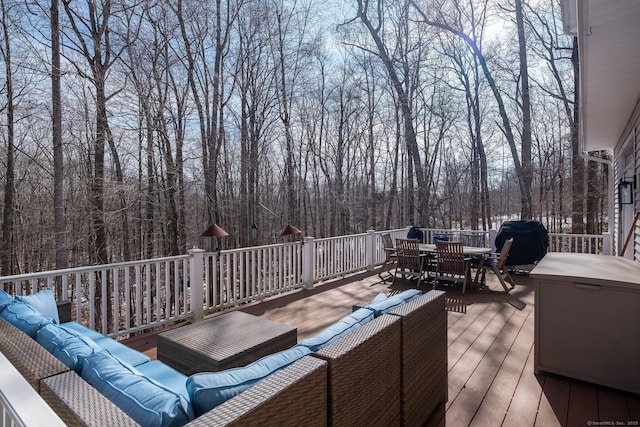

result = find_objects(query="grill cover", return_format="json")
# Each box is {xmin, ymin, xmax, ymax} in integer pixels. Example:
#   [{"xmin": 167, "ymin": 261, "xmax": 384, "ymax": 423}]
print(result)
[{"xmin": 496, "ymin": 220, "xmax": 549, "ymax": 265}]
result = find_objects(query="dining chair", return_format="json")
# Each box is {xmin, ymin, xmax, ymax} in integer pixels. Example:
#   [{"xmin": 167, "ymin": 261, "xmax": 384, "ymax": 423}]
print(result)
[
  {"xmin": 435, "ymin": 241, "xmax": 472, "ymax": 293},
  {"xmin": 392, "ymin": 238, "xmax": 427, "ymax": 287},
  {"xmin": 473, "ymin": 237, "xmax": 516, "ymax": 292},
  {"xmin": 379, "ymin": 233, "xmax": 397, "ymax": 279}
]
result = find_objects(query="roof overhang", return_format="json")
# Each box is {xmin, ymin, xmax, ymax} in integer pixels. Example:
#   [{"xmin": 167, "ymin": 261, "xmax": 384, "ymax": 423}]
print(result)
[{"xmin": 561, "ymin": 0, "xmax": 640, "ymax": 152}]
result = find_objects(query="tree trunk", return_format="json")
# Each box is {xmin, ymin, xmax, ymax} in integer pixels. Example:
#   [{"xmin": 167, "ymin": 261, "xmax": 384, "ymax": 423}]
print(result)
[
  {"xmin": 1, "ymin": 0, "xmax": 15, "ymax": 278},
  {"xmin": 571, "ymin": 37, "xmax": 585, "ymax": 233},
  {"xmin": 356, "ymin": 1, "xmax": 429, "ymax": 226},
  {"xmin": 516, "ymin": 0, "xmax": 533, "ymax": 219},
  {"xmin": 411, "ymin": 2, "xmax": 532, "ymax": 220},
  {"xmin": 51, "ymin": 0, "xmax": 67, "ymax": 292}
]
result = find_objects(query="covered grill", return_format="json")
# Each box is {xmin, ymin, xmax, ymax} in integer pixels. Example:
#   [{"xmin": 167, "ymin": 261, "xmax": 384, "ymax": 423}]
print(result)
[{"xmin": 495, "ymin": 220, "xmax": 549, "ymax": 266}]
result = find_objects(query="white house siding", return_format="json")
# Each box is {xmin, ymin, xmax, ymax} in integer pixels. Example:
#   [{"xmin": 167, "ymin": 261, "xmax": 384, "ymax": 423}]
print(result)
[{"xmin": 614, "ymin": 99, "xmax": 640, "ymax": 260}]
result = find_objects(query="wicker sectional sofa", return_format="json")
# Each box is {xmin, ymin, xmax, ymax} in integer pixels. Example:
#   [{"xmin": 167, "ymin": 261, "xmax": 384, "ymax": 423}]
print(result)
[{"xmin": 0, "ymin": 289, "xmax": 447, "ymax": 426}]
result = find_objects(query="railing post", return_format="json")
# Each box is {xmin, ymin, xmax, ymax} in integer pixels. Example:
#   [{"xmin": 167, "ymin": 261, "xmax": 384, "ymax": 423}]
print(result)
[
  {"xmin": 602, "ymin": 232, "xmax": 612, "ymax": 255},
  {"xmin": 189, "ymin": 248, "xmax": 205, "ymax": 321},
  {"xmin": 366, "ymin": 230, "xmax": 377, "ymax": 271},
  {"xmin": 302, "ymin": 236, "xmax": 315, "ymax": 290}
]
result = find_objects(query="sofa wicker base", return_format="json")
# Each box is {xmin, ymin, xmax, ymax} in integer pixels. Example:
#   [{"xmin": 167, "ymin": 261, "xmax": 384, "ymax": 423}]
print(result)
[
  {"xmin": 187, "ymin": 356, "xmax": 328, "ymax": 427},
  {"xmin": 390, "ymin": 290, "xmax": 448, "ymax": 426},
  {"xmin": 41, "ymin": 371, "xmax": 138, "ymax": 427},
  {"xmin": 0, "ymin": 318, "xmax": 68, "ymax": 392},
  {"xmin": 314, "ymin": 314, "xmax": 402, "ymax": 426}
]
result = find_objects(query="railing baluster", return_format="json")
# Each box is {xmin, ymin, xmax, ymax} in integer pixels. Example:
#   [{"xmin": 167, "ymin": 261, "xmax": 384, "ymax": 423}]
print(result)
[
  {"xmin": 101, "ymin": 269, "xmax": 107, "ymax": 335},
  {"xmin": 113, "ymin": 268, "xmax": 119, "ymax": 333},
  {"xmin": 89, "ymin": 273, "xmax": 95, "ymax": 331},
  {"xmin": 75, "ymin": 274, "xmax": 81, "ymax": 323},
  {"xmin": 155, "ymin": 262, "xmax": 161, "ymax": 323},
  {"xmin": 125, "ymin": 267, "xmax": 131, "ymax": 332},
  {"xmin": 135, "ymin": 264, "xmax": 142, "ymax": 328}
]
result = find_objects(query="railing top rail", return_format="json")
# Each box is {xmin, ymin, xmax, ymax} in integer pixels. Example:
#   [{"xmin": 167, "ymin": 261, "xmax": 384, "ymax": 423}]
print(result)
[
  {"xmin": 203, "ymin": 241, "xmax": 301, "ymax": 255},
  {"xmin": 548, "ymin": 232, "xmax": 604, "ymax": 238},
  {"xmin": 314, "ymin": 233, "xmax": 369, "ymax": 242}
]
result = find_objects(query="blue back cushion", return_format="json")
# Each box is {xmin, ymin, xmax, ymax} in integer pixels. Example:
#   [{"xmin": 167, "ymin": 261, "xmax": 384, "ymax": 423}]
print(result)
[
  {"xmin": 370, "ymin": 292, "xmax": 387, "ymax": 305},
  {"xmin": 92, "ymin": 336, "xmax": 151, "ymax": 367},
  {"xmin": 60, "ymin": 321, "xmax": 150, "ymax": 367},
  {"xmin": 61, "ymin": 321, "xmax": 104, "ymax": 341},
  {"xmin": 81, "ymin": 350, "xmax": 194, "ymax": 427},
  {"xmin": 36, "ymin": 323, "xmax": 102, "ymax": 373},
  {"xmin": 365, "ymin": 288, "xmax": 422, "ymax": 317},
  {"xmin": 187, "ymin": 345, "xmax": 311, "ymax": 416},
  {"xmin": 0, "ymin": 300, "xmax": 55, "ymax": 338},
  {"xmin": 16, "ymin": 289, "xmax": 60, "ymax": 324},
  {"xmin": 0, "ymin": 290, "xmax": 13, "ymax": 313},
  {"xmin": 298, "ymin": 307, "xmax": 374, "ymax": 352}
]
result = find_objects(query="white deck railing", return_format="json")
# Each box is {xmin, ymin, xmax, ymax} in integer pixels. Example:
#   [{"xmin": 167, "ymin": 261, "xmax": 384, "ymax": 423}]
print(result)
[
  {"xmin": 0, "ymin": 351, "xmax": 65, "ymax": 427},
  {"xmin": 0, "ymin": 228, "xmax": 610, "ymax": 338}
]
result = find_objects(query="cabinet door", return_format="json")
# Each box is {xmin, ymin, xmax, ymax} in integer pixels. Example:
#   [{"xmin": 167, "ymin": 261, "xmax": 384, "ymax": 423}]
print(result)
[{"xmin": 536, "ymin": 279, "xmax": 640, "ymax": 393}]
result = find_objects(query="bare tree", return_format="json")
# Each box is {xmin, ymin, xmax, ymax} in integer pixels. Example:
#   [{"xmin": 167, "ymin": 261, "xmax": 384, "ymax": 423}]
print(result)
[
  {"xmin": 411, "ymin": 0, "xmax": 534, "ymax": 219},
  {"xmin": 347, "ymin": 0, "xmax": 430, "ymax": 225},
  {"xmin": 61, "ymin": 0, "xmax": 127, "ymax": 329},
  {"xmin": 0, "ymin": 0, "xmax": 15, "ymax": 277},
  {"xmin": 51, "ymin": 0, "xmax": 67, "ymax": 286}
]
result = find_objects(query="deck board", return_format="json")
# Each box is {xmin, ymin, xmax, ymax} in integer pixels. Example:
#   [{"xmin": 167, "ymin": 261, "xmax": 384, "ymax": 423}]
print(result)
[
  {"xmin": 501, "ymin": 340, "xmax": 540, "ymax": 427},
  {"xmin": 121, "ymin": 268, "xmax": 640, "ymax": 426},
  {"xmin": 567, "ymin": 381, "xmax": 599, "ymax": 426},
  {"xmin": 598, "ymin": 388, "xmax": 631, "ymax": 422},
  {"xmin": 446, "ymin": 305, "xmax": 517, "ymax": 426},
  {"xmin": 535, "ymin": 374, "xmax": 569, "ymax": 426},
  {"xmin": 471, "ymin": 306, "xmax": 534, "ymax": 426}
]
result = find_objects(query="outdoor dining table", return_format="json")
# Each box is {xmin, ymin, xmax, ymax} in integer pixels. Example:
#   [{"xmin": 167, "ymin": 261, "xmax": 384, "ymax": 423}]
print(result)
[
  {"xmin": 418, "ymin": 243, "xmax": 491, "ymax": 257},
  {"xmin": 418, "ymin": 244, "xmax": 493, "ymax": 290},
  {"xmin": 385, "ymin": 243, "xmax": 499, "ymax": 290}
]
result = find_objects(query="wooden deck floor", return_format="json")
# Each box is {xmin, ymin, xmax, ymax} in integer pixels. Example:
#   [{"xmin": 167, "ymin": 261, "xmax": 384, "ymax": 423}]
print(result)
[{"xmin": 123, "ymin": 268, "xmax": 640, "ymax": 426}]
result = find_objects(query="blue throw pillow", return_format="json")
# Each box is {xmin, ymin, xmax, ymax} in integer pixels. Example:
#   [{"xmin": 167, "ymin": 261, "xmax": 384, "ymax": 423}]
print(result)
[
  {"xmin": 365, "ymin": 288, "xmax": 422, "ymax": 317},
  {"xmin": 298, "ymin": 307, "xmax": 374, "ymax": 352},
  {"xmin": 36, "ymin": 323, "xmax": 102, "ymax": 373},
  {"xmin": 81, "ymin": 350, "xmax": 194, "ymax": 427},
  {"xmin": 17, "ymin": 288, "xmax": 60, "ymax": 324},
  {"xmin": 0, "ymin": 300, "xmax": 55, "ymax": 338},
  {"xmin": 187, "ymin": 345, "xmax": 312, "ymax": 416},
  {"xmin": 0, "ymin": 290, "xmax": 13, "ymax": 313}
]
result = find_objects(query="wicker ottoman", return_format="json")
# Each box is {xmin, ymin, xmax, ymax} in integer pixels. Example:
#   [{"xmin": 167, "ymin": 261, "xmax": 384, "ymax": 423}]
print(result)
[{"xmin": 157, "ymin": 311, "xmax": 297, "ymax": 375}]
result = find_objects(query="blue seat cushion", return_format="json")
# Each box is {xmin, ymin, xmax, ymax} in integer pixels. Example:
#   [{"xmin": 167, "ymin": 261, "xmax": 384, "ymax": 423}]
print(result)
[
  {"xmin": 16, "ymin": 288, "xmax": 60, "ymax": 324},
  {"xmin": 61, "ymin": 322, "xmax": 150, "ymax": 367},
  {"xmin": 0, "ymin": 300, "xmax": 55, "ymax": 338},
  {"xmin": 81, "ymin": 350, "xmax": 194, "ymax": 427},
  {"xmin": 36, "ymin": 323, "xmax": 102, "ymax": 372},
  {"xmin": 187, "ymin": 345, "xmax": 312, "ymax": 416},
  {"xmin": 136, "ymin": 361, "xmax": 189, "ymax": 401},
  {"xmin": 0, "ymin": 290, "xmax": 13, "ymax": 313},
  {"xmin": 298, "ymin": 307, "xmax": 374, "ymax": 352},
  {"xmin": 365, "ymin": 288, "xmax": 422, "ymax": 317}
]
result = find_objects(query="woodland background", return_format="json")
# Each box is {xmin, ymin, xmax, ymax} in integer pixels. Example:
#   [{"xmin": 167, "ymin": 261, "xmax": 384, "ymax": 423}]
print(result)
[{"xmin": 0, "ymin": 0, "xmax": 608, "ymax": 276}]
